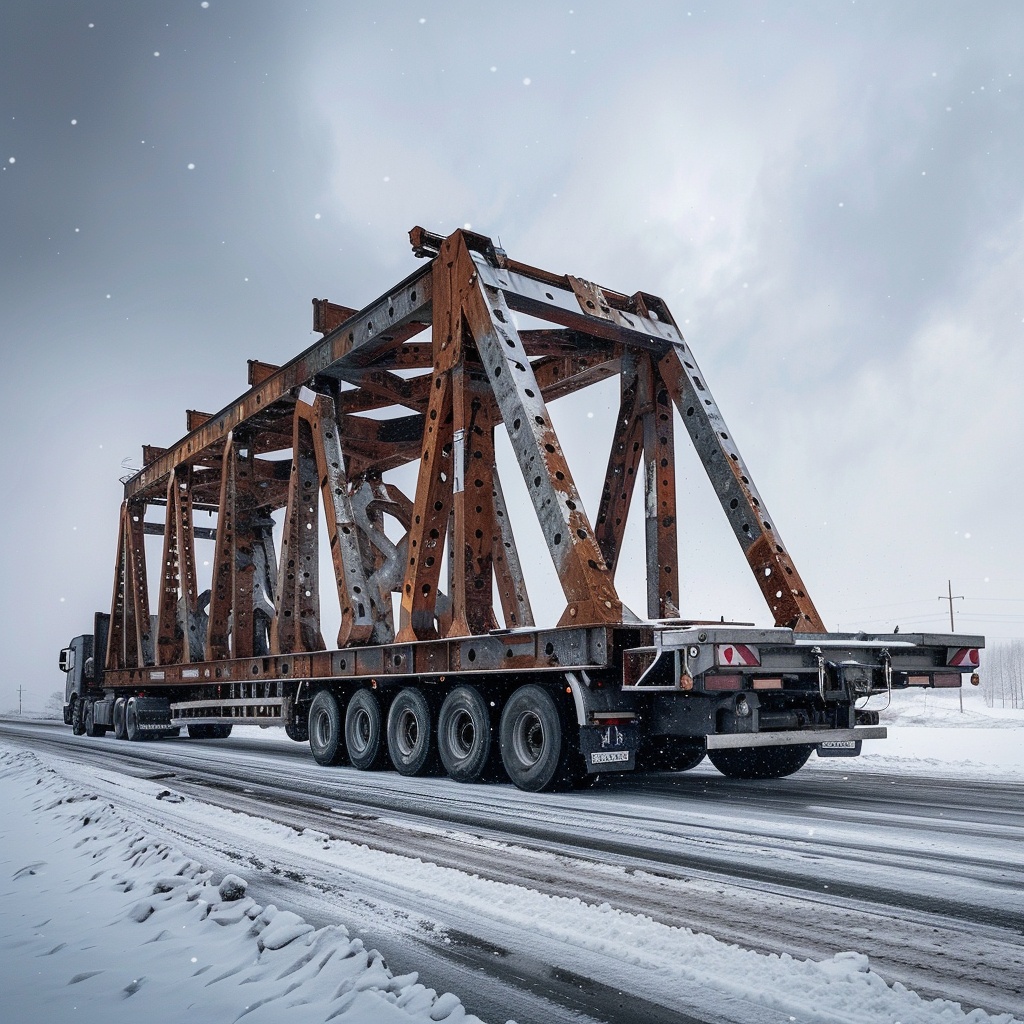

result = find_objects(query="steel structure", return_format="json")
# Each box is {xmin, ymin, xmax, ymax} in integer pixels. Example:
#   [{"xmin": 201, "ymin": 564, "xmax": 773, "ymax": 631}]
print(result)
[{"xmin": 105, "ymin": 225, "xmax": 822, "ymax": 684}]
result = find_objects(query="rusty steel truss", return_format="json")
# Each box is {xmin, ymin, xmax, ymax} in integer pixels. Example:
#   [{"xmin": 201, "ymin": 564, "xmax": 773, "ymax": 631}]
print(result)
[{"xmin": 104, "ymin": 226, "xmax": 825, "ymax": 683}]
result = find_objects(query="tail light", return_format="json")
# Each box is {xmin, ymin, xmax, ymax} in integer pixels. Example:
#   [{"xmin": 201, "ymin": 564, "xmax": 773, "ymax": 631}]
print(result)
[{"xmin": 705, "ymin": 674, "xmax": 742, "ymax": 691}]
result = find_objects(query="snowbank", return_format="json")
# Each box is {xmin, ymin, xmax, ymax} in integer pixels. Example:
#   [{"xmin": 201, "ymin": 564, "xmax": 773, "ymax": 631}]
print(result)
[{"xmin": 0, "ymin": 747, "xmax": 481, "ymax": 1024}]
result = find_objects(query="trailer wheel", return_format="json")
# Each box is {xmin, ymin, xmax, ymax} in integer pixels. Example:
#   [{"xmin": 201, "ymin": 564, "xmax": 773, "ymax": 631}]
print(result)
[
  {"xmin": 187, "ymin": 724, "xmax": 212, "ymax": 739},
  {"xmin": 437, "ymin": 685, "xmax": 495, "ymax": 783},
  {"xmin": 387, "ymin": 687, "xmax": 439, "ymax": 777},
  {"xmin": 345, "ymin": 689, "xmax": 387, "ymax": 770},
  {"xmin": 113, "ymin": 698, "xmax": 128, "ymax": 740},
  {"xmin": 308, "ymin": 691, "xmax": 346, "ymax": 766},
  {"xmin": 125, "ymin": 698, "xmax": 143, "ymax": 742},
  {"xmin": 707, "ymin": 744, "xmax": 813, "ymax": 779},
  {"xmin": 84, "ymin": 701, "xmax": 107, "ymax": 737},
  {"xmin": 500, "ymin": 684, "xmax": 572, "ymax": 792}
]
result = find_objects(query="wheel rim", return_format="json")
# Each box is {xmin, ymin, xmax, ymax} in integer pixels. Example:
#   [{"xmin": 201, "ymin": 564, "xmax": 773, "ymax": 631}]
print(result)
[
  {"xmin": 445, "ymin": 709, "xmax": 475, "ymax": 760},
  {"xmin": 350, "ymin": 708, "xmax": 371, "ymax": 754},
  {"xmin": 395, "ymin": 707, "xmax": 419, "ymax": 757},
  {"xmin": 313, "ymin": 709, "xmax": 332, "ymax": 749},
  {"xmin": 511, "ymin": 710, "xmax": 545, "ymax": 767}
]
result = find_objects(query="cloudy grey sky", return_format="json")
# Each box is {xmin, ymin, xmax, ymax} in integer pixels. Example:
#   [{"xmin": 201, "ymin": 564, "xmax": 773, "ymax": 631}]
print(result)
[{"xmin": 2, "ymin": 1, "xmax": 1022, "ymax": 710}]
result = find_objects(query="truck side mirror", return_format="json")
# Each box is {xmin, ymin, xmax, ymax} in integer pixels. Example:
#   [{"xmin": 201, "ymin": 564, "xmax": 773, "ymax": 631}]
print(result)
[{"xmin": 59, "ymin": 648, "xmax": 73, "ymax": 673}]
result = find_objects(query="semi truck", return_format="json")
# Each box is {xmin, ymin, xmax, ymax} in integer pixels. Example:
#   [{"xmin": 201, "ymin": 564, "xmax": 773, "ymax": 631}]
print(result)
[{"xmin": 59, "ymin": 226, "xmax": 983, "ymax": 791}]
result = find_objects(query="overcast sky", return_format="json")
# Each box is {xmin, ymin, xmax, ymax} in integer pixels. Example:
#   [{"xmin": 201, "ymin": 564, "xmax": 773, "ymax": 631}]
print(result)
[{"xmin": 2, "ymin": 1, "xmax": 1022, "ymax": 709}]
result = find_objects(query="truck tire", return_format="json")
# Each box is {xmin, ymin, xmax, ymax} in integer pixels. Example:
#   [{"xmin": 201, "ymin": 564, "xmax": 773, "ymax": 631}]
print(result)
[
  {"xmin": 84, "ymin": 701, "xmax": 107, "ymax": 737},
  {"xmin": 71, "ymin": 697, "xmax": 86, "ymax": 736},
  {"xmin": 500, "ymin": 684, "xmax": 572, "ymax": 792},
  {"xmin": 308, "ymin": 691, "xmax": 346, "ymax": 766},
  {"xmin": 387, "ymin": 687, "xmax": 439, "ymax": 777},
  {"xmin": 286, "ymin": 715, "xmax": 309, "ymax": 742},
  {"xmin": 638, "ymin": 736, "xmax": 706, "ymax": 772},
  {"xmin": 188, "ymin": 723, "xmax": 232, "ymax": 739},
  {"xmin": 113, "ymin": 698, "xmax": 128, "ymax": 740},
  {"xmin": 437, "ymin": 685, "xmax": 495, "ymax": 783},
  {"xmin": 707, "ymin": 743, "xmax": 813, "ymax": 779},
  {"xmin": 345, "ymin": 689, "xmax": 387, "ymax": 771},
  {"xmin": 125, "ymin": 698, "xmax": 143, "ymax": 742}
]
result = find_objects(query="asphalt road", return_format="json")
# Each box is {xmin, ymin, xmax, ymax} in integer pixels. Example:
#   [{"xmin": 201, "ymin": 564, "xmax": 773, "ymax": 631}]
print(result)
[{"xmin": 2, "ymin": 719, "xmax": 1021, "ymax": 1023}]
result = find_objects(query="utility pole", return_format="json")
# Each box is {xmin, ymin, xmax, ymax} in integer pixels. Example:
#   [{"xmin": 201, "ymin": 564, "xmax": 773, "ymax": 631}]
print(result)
[
  {"xmin": 17, "ymin": 685, "xmax": 23, "ymax": 716},
  {"xmin": 938, "ymin": 580, "xmax": 965, "ymax": 712},
  {"xmin": 939, "ymin": 579, "xmax": 963, "ymax": 631}
]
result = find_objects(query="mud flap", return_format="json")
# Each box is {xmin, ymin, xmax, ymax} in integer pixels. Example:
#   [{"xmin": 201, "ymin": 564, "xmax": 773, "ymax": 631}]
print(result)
[{"xmin": 579, "ymin": 723, "xmax": 639, "ymax": 773}]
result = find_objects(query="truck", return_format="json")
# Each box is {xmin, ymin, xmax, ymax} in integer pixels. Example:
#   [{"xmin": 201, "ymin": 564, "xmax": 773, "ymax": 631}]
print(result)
[{"xmin": 59, "ymin": 226, "xmax": 983, "ymax": 791}]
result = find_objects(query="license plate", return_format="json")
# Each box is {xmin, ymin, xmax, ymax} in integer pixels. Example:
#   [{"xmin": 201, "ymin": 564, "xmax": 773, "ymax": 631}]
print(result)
[
  {"xmin": 816, "ymin": 740, "xmax": 862, "ymax": 757},
  {"xmin": 591, "ymin": 750, "xmax": 630, "ymax": 765}
]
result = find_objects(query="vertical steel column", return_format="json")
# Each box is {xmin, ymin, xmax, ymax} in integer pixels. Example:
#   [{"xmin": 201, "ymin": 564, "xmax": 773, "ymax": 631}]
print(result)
[
  {"xmin": 173, "ymin": 467, "xmax": 201, "ymax": 659},
  {"xmin": 450, "ymin": 376, "xmax": 499, "ymax": 636},
  {"xmin": 105, "ymin": 503, "xmax": 129, "ymax": 670},
  {"xmin": 230, "ymin": 444, "xmax": 258, "ymax": 659},
  {"xmin": 490, "ymin": 471, "xmax": 534, "ymax": 629},
  {"xmin": 156, "ymin": 473, "xmax": 184, "ymax": 664},
  {"xmin": 126, "ymin": 500, "xmax": 153, "ymax": 666},
  {"xmin": 397, "ymin": 235, "xmax": 465, "ymax": 641},
  {"xmin": 205, "ymin": 436, "xmax": 235, "ymax": 661},
  {"xmin": 272, "ymin": 414, "xmax": 326, "ymax": 653},
  {"xmin": 641, "ymin": 355, "xmax": 679, "ymax": 619}
]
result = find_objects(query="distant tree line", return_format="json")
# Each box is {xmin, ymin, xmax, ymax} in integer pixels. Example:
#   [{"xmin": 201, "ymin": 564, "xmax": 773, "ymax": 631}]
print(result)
[{"xmin": 982, "ymin": 641, "xmax": 1024, "ymax": 709}]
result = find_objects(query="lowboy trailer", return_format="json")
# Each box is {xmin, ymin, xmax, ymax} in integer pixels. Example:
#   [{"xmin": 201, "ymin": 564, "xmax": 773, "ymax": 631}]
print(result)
[{"xmin": 60, "ymin": 227, "xmax": 982, "ymax": 790}]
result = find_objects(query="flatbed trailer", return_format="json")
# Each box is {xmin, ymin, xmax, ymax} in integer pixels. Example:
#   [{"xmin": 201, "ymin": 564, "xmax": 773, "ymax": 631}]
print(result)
[{"xmin": 60, "ymin": 227, "xmax": 982, "ymax": 790}]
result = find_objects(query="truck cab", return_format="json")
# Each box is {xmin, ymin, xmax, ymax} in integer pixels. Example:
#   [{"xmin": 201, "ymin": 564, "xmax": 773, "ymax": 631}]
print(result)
[
  {"xmin": 59, "ymin": 613, "xmax": 109, "ymax": 734},
  {"xmin": 59, "ymin": 634, "xmax": 94, "ymax": 732}
]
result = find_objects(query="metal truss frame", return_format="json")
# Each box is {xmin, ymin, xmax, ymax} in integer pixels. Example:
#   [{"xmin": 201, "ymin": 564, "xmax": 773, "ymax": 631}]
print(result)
[{"xmin": 105, "ymin": 226, "xmax": 824, "ymax": 677}]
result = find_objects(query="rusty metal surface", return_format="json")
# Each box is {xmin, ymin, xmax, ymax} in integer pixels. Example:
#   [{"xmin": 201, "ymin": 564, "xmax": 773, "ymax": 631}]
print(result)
[{"xmin": 104, "ymin": 226, "xmax": 825, "ymax": 677}]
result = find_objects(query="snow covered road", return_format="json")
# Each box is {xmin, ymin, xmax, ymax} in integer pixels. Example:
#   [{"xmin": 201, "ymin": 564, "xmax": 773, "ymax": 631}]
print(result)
[{"xmin": 1, "ymin": 713, "xmax": 1021, "ymax": 1023}]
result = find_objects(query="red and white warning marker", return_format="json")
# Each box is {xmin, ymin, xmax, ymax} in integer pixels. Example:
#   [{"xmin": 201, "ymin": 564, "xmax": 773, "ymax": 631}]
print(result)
[
  {"xmin": 947, "ymin": 647, "xmax": 980, "ymax": 668},
  {"xmin": 716, "ymin": 643, "xmax": 761, "ymax": 667}
]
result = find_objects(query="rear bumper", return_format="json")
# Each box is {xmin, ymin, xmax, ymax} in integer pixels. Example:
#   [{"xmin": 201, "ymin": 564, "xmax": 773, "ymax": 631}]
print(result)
[{"xmin": 706, "ymin": 726, "xmax": 887, "ymax": 750}]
